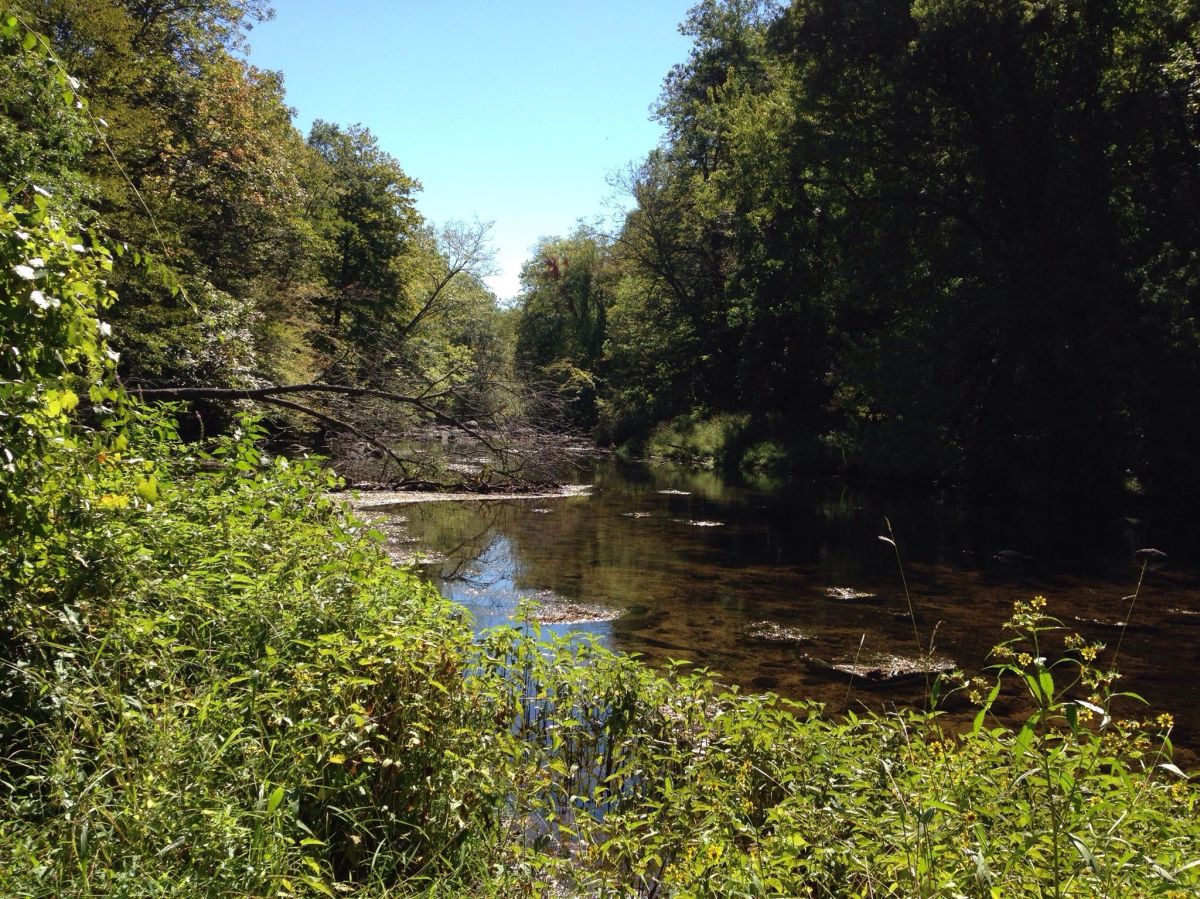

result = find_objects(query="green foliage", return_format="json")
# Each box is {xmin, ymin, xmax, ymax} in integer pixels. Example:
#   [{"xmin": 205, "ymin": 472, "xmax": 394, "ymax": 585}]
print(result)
[
  {"xmin": 0, "ymin": 413, "xmax": 504, "ymax": 895},
  {"xmin": 514, "ymin": 229, "xmax": 614, "ymax": 428},
  {"xmin": 0, "ymin": 182, "xmax": 121, "ymax": 566},
  {"xmin": 2, "ymin": 194, "xmax": 1197, "ymax": 896},
  {"xmin": 525, "ymin": 0, "xmax": 1200, "ymax": 515},
  {"xmin": 3, "ymin": 3, "xmax": 509, "ymax": 445},
  {"xmin": 739, "ymin": 438, "xmax": 788, "ymax": 474},
  {"xmin": 643, "ymin": 412, "xmax": 749, "ymax": 468},
  {"xmin": 4, "ymin": 7, "xmax": 1198, "ymax": 898},
  {"xmin": 0, "ymin": 142, "xmax": 499, "ymax": 892},
  {"xmin": 307, "ymin": 120, "xmax": 421, "ymax": 334},
  {"xmin": 457, "ymin": 610, "xmax": 1199, "ymax": 898},
  {"xmin": 0, "ymin": 16, "xmax": 93, "ymax": 210}
]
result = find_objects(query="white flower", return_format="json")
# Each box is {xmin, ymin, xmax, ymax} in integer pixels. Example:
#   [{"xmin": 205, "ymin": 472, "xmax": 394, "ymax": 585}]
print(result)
[
  {"xmin": 71, "ymin": 244, "xmax": 85, "ymax": 253},
  {"xmin": 105, "ymin": 348, "xmax": 120, "ymax": 363},
  {"xmin": 14, "ymin": 229, "xmax": 29, "ymax": 240},
  {"xmin": 32, "ymin": 186, "xmax": 51, "ymax": 198},
  {"xmin": 28, "ymin": 257, "xmax": 45, "ymax": 268},
  {"xmin": 98, "ymin": 321, "xmax": 112, "ymax": 337},
  {"xmin": 12, "ymin": 264, "xmax": 35, "ymax": 280}
]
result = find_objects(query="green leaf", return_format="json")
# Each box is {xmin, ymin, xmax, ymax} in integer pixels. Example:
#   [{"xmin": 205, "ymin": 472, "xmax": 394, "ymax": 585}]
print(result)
[
  {"xmin": 1070, "ymin": 834, "xmax": 1099, "ymax": 874},
  {"xmin": 136, "ymin": 475, "xmax": 158, "ymax": 503},
  {"xmin": 1013, "ymin": 724, "xmax": 1034, "ymax": 757},
  {"xmin": 1038, "ymin": 669, "xmax": 1054, "ymax": 703},
  {"xmin": 298, "ymin": 874, "xmax": 335, "ymax": 897}
]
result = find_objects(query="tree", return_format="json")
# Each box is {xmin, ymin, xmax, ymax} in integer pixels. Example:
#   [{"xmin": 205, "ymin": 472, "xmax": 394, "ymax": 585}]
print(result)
[
  {"xmin": 306, "ymin": 120, "xmax": 420, "ymax": 332},
  {"xmin": 594, "ymin": 0, "xmax": 1200, "ymax": 511},
  {"xmin": 764, "ymin": 0, "xmax": 1200, "ymax": 503},
  {"xmin": 514, "ymin": 229, "xmax": 615, "ymax": 427}
]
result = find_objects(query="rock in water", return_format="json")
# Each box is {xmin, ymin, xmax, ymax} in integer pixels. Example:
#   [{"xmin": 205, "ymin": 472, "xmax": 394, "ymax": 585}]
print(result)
[{"xmin": 744, "ymin": 621, "xmax": 812, "ymax": 645}]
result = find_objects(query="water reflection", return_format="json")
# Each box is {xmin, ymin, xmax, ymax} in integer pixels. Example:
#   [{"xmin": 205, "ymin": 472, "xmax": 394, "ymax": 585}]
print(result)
[{"xmin": 378, "ymin": 460, "xmax": 1200, "ymax": 754}]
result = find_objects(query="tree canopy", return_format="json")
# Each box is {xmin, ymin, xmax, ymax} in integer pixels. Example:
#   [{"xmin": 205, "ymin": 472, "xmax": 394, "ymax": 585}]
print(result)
[
  {"xmin": 3, "ymin": 0, "xmax": 513, "ymax": 466},
  {"xmin": 515, "ymin": 0, "xmax": 1200, "ymax": 514}
]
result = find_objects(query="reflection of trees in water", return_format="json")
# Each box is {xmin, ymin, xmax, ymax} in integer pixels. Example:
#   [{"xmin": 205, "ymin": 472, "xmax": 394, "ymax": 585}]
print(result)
[
  {"xmin": 403, "ymin": 494, "xmax": 643, "ymax": 609},
  {"xmin": 392, "ymin": 466, "xmax": 1200, "ymax": 744},
  {"xmin": 436, "ymin": 536, "xmax": 517, "ymax": 592},
  {"xmin": 404, "ymin": 503, "xmax": 508, "ymax": 587},
  {"xmin": 399, "ymin": 469, "xmax": 927, "ymax": 659}
]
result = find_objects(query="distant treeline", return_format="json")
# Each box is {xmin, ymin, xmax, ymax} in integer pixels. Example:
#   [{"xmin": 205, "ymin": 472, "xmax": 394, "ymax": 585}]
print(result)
[{"xmin": 514, "ymin": 0, "xmax": 1200, "ymax": 514}]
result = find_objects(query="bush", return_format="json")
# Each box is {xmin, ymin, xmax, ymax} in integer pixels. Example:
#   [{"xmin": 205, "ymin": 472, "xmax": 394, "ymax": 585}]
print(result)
[
  {"xmin": 0, "ymin": 412, "xmax": 511, "ymax": 895},
  {"xmin": 458, "ymin": 610, "xmax": 1200, "ymax": 898},
  {"xmin": 643, "ymin": 413, "xmax": 749, "ymax": 468}
]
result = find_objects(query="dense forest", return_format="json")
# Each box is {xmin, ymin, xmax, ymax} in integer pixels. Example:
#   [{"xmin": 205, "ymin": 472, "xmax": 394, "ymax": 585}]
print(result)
[
  {"xmin": 517, "ymin": 0, "xmax": 1200, "ymax": 517},
  {"xmin": 3, "ymin": 0, "xmax": 515, "ymax": 484},
  {"xmin": 3, "ymin": 1, "xmax": 1200, "ymax": 896},
  {"xmin": 3, "ymin": 0, "xmax": 1196, "ymax": 516}
]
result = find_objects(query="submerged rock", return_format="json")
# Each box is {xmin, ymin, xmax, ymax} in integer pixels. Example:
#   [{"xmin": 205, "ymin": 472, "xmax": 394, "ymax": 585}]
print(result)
[
  {"xmin": 621, "ymin": 511, "xmax": 652, "ymax": 518},
  {"xmin": 670, "ymin": 519, "xmax": 724, "ymax": 527},
  {"xmin": 656, "ymin": 489, "xmax": 692, "ymax": 495},
  {"xmin": 992, "ymin": 549, "xmax": 1035, "ymax": 564},
  {"xmin": 807, "ymin": 651, "xmax": 955, "ymax": 685},
  {"xmin": 518, "ymin": 599, "xmax": 621, "ymax": 626},
  {"xmin": 824, "ymin": 586, "xmax": 879, "ymax": 602},
  {"xmin": 744, "ymin": 621, "xmax": 812, "ymax": 645}
]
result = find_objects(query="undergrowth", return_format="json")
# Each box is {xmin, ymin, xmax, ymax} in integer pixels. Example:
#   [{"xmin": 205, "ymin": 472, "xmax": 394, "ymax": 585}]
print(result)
[
  {"xmin": 2, "ymin": 402, "xmax": 1197, "ymax": 896},
  {"xmin": 642, "ymin": 413, "xmax": 748, "ymax": 469}
]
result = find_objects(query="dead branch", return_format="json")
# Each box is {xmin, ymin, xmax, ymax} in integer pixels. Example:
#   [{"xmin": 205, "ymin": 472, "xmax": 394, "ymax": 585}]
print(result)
[
  {"xmin": 134, "ymin": 382, "xmax": 492, "ymax": 444},
  {"xmin": 230, "ymin": 392, "xmax": 414, "ymax": 475}
]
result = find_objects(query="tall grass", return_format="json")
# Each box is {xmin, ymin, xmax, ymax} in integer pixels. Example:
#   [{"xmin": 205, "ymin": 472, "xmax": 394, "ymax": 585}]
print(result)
[{"xmin": 1, "ymin": 415, "xmax": 507, "ymax": 895}]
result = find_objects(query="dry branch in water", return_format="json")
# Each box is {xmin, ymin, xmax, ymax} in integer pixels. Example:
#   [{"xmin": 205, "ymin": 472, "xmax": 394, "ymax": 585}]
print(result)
[{"xmin": 134, "ymin": 380, "xmax": 587, "ymax": 489}]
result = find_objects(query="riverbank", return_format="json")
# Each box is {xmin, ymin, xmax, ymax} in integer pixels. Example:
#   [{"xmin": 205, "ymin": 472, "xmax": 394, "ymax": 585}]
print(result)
[{"xmin": 4, "ymin": 426, "xmax": 1198, "ymax": 896}]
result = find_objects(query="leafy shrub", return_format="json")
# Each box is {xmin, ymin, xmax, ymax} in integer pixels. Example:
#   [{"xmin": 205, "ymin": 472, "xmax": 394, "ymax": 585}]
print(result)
[
  {"xmin": 643, "ymin": 413, "xmax": 749, "ymax": 468},
  {"xmin": 461, "ymin": 611, "xmax": 1199, "ymax": 898},
  {"xmin": 739, "ymin": 439, "xmax": 789, "ymax": 475}
]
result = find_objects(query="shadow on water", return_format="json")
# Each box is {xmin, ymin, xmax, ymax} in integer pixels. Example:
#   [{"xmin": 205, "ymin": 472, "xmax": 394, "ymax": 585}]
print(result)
[{"xmin": 375, "ymin": 458, "xmax": 1200, "ymax": 757}]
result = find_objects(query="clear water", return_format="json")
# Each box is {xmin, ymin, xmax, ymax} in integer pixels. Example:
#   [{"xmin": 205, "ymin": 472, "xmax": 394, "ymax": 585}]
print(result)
[{"xmin": 370, "ymin": 458, "xmax": 1200, "ymax": 758}]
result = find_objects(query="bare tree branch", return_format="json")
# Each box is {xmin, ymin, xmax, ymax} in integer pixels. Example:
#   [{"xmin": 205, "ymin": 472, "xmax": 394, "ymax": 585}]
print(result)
[
  {"xmin": 234, "ymin": 393, "xmax": 414, "ymax": 475},
  {"xmin": 395, "ymin": 219, "xmax": 496, "ymax": 341},
  {"xmin": 134, "ymin": 381, "xmax": 500, "ymax": 457}
]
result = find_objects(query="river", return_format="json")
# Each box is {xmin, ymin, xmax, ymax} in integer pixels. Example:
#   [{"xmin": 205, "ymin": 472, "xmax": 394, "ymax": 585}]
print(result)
[{"xmin": 364, "ymin": 457, "xmax": 1200, "ymax": 758}]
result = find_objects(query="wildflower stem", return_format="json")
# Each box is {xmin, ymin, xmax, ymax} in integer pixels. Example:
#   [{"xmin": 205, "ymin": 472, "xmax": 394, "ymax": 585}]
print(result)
[{"xmin": 1110, "ymin": 560, "xmax": 1147, "ymax": 672}]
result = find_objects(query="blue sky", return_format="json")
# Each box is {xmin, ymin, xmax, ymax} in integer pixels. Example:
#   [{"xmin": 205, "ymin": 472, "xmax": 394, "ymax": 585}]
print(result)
[{"xmin": 244, "ymin": 1, "xmax": 695, "ymax": 301}]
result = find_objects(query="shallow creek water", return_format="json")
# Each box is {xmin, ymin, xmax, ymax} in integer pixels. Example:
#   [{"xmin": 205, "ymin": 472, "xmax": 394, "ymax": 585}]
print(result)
[{"xmin": 365, "ymin": 459, "xmax": 1200, "ymax": 758}]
